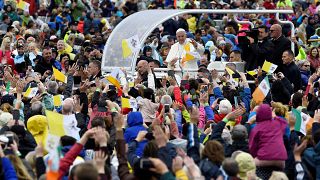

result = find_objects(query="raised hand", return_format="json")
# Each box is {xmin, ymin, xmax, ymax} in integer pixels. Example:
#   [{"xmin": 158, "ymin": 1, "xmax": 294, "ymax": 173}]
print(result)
[
  {"xmin": 114, "ymin": 113, "xmax": 124, "ymax": 131},
  {"xmin": 225, "ymin": 108, "xmax": 244, "ymax": 121},
  {"xmin": 153, "ymin": 125, "xmax": 167, "ymax": 148},
  {"xmin": 135, "ymin": 131, "xmax": 147, "ymax": 142},
  {"xmin": 94, "ymin": 150, "xmax": 108, "ymax": 174}
]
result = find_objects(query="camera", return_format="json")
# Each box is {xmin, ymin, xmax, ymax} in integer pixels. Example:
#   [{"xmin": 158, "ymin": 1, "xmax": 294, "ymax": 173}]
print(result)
[
  {"xmin": 164, "ymin": 104, "xmax": 170, "ymax": 113},
  {"xmin": 140, "ymin": 159, "xmax": 154, "ymax": 169},
  {"xmin": 237, "ymin": 28, "xmax": 259, "ymax": 45}
]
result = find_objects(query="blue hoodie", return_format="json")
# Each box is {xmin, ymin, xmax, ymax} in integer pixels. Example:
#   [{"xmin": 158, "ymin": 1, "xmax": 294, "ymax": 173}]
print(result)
[{"xmin": 124, "ymin": 112, "xmax": 147, "ymax": 157}]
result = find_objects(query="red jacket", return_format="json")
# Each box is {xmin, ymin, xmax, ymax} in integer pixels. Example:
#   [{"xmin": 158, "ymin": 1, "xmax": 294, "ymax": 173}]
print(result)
[
  {"xmin": 78, "ymin": 21, "xmax": 84, "ymax": 34},
  {"xmin": 58, "ymin": 143, "xmax": 83, "ymax": 179}
]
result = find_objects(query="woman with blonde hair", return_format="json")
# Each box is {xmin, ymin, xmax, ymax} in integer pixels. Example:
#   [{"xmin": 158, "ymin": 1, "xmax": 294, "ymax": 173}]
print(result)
[
  {"xmin": 56, "ymin": 40, "xmax": 75, "ymax": 61},
  {"xmin": 0, "ymin": 36, "xmax": 15, "ymax": 67},
  {"xmin": 7, "ymin": 154, "xmax": 33, "ymax": 180},
  {"xmin": 27, "ymin": 42, "xmax": 41, "ymax": 67}
]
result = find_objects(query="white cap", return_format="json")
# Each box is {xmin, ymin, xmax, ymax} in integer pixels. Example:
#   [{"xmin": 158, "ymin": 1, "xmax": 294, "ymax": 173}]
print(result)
[
  {"xmin": 176, "ymin": 28, "xmax": 186, "ymax": 34},
  {"xmin": 0, "ymin": 135, "xmax": 8, "ymax": 143}
]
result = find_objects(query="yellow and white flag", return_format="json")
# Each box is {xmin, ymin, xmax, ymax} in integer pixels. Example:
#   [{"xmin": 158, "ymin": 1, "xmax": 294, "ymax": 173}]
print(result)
[
  {"xmin": 122, "ymin": 35, "xmax": 140, "ymax": 58},
  {"xmin": 46, "ymin": 110, "xmax": 80, "ymax": 140},
  {"xmin": 52, "ymin": 67, "xmax": 67, "ymax": 83},
  {"xmin": 247, "ymin": 69, "xmax": 258, "ymax": 76},
  {"xmin": 262, "ymin": 60, "xmax": 277, "ymax": 74},
  {"xmin": 24, "ymin": 87, "xmax": 38, "ymax": 98}
]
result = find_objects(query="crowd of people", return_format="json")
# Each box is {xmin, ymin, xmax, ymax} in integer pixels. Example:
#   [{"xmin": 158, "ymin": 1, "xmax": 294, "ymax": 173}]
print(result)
[{"xmin": 1, "ymin": 0, "xmax": 320, "ymax": 179}]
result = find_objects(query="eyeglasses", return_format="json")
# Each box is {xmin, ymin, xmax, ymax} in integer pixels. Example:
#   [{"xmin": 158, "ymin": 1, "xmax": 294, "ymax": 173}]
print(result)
[
  {"xmin": 303, "ymin": 65, "xmax": 310, "ymax": 67},
  {"xmin": 270, "ymin": 30, "xmax": 275, "ymax": 32}
]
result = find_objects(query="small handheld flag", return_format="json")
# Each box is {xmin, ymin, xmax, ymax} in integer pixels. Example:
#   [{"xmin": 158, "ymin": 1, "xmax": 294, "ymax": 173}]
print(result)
[
  {"xmin": 122, "ymin": 35, "xmax": 140, "ymax": 58},
  {"xmin": 252, "ymin": 76, "xmax": 270, "ymax": 103},
  {"xmin": 52, "ymin": 67, "xmax": 67, "ymax": 83},
  {"xmin": 262, "ymin": 60, "xmax": 277, "ymax": 74}
]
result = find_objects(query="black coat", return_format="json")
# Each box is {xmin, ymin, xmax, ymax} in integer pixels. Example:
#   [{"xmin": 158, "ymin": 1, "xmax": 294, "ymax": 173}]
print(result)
[
  {"xmin": 282, "ymin": 61, "xmax": 302, "ymax": 92},
  {"xmin": 34, "ymin": 58, "xmax": 56, "ymax": 75},
  {"xmin": 270, "ymin": 35, "xmax": 292, "ymax": 72},
  {"xmin": 251, "ymin": 38, "xmax": 275, "ymax": 68},
  {"xmin": 241, "ymin": 37, "xmax": 275, "ymax": 70}
]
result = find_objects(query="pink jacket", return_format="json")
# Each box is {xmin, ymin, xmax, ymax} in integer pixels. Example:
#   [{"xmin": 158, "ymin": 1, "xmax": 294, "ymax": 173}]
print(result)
[{"xmin": 249, "ymin": 116, "xmax": 288, "ymax": 161}]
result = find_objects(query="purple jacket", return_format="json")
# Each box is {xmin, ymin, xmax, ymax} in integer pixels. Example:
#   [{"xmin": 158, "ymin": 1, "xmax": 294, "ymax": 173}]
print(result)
[{"xmin": 249, "ymin": 116, "xmax": 288, "ymax": 161}]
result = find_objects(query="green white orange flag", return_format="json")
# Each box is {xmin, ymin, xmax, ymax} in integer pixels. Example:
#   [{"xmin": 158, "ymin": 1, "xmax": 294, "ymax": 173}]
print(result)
[
  {"xmin": 262, "ymin": 60, "xmax": 277, "ymax": 74},
  {"xmin": 252, "ymin": 76, "xmax": 270, "ymax": 103},
  {"xmin": 122, "ymin": 35, "xmax": 140, "ymax": 58},
  {"xmin": 292, "ymin": 108, "xmax": 314, "ymax": 136}
]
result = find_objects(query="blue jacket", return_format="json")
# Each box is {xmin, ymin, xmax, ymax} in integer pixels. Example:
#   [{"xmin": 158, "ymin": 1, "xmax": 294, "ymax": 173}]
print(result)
[
  {"xmin": 300, "ymin": 70, "xmax": 310, "ymax": 87},
  {"xmin": 124, "ymin": 112, "xmax": 147, "ymax": 157},
  {"xmin": 303, "ymin": 122, "xmax": 320, "ymax": 179},
  {"xmin": 2, "ymin": 157, "xmax": 17, "ymax": 180}
]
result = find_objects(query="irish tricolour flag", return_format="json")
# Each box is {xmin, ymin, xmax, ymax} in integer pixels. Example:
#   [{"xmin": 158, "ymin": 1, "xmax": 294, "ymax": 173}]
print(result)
[
  {"xmin": 292, "ymin": 108, "xmax": 314, "ymax": 136},
  {"xmin": 252, "ymin": 77, "xmax": 270, "ymax": 103}
]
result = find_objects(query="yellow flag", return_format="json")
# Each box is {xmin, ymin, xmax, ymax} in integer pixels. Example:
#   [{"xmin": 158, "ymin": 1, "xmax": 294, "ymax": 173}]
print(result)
[
  {"xmin": 122, "ymin": 39, "xmax": 132, "ymax": 58},
  {"xmin": 225, "ymin": 67, "xmax": 235, "ymax": 76},
  {"xmin": 121, "ymin": 97, "xmax": 130, "ymax": 108},
  {"xmin": 184, "ymin": 43, "xmax": 190, "ymax": 52},
  {"xmin": 53, "ymin": 95, "xmax": 62, "ymax": 107},
  {"xmin": 52, "ymin": 67, "xmax": 67, "ymax": 83}
]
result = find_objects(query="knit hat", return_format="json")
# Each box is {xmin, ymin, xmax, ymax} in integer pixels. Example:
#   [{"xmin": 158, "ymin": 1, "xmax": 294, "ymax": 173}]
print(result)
[
  {"xmin": 235, "ymin": 152, "xmax": 256, "ymax": 180},
  {"xmin": 269, "ymin": 171, "xmax": 288, "ymax": 180},
  {"xmin": 219, "ymin": 99, "xmax": 232, "ymax": 114},
  {"xmin": 256, "ymin": 104, "xmax": 272, "ymax": 122},
  {"xmin": 1, "ymin": 95, "xmax": 15, "ymax": 106}
]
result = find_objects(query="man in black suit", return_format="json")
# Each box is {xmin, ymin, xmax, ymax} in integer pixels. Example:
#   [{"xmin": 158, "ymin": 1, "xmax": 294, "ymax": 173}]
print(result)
[
  {"xmin": 270, "ymin": 24, "xmax": 292, "ymax": 72},
  {"xmin": 282, "ymin": 49, "xmax": 302, "ymax": 92},
  {"xmin": 88, "ymin": 60, "xmax": 102, "ymax": 81}
]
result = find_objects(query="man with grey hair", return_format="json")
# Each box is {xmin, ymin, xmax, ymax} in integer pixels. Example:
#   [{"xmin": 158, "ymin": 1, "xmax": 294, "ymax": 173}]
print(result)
[
  {"xmin": 166, "ymin": 28, "xmax": 204, "ymax": 70},
  {"xmin": 62, "ymin": 98, "xmax": 74, "ymax": 115},
  {"xmin": 47, "ymin": 81, "xmax": 59, "ymax": 95},
  {"xmin": 30, "ymin": 101, "xmax": 44, "ymax": 116}
]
